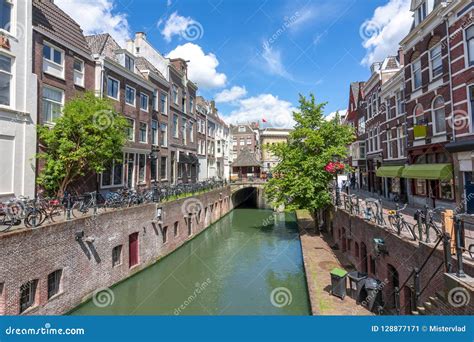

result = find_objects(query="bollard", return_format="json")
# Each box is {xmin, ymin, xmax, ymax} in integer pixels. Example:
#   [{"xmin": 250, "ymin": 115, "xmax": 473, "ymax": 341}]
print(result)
[
  {"xmin": 416, "ymin": 210, "xmax": 423, "ymax": 241},
  {"xmin": 66, "ymin": 193, "xmax": 72, "ymax": 221},
  {"xmin": 454, "ymin": 216, "xmax": 466, "ymax": 278},
  {"xmin": 442, "ymin": 232, "xmax": 452, "ymax": 273}
]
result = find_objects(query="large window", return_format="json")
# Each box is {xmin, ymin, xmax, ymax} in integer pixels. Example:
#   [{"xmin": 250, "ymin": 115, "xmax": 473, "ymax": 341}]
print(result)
[
  {"xmin": 125, "ymin": 85, "xmax": 136, "ymax": 106},
  {"xmin": 125, "ymin": 55, "xmax": 134, "ymax": 71},
  {"xmin": 189, "ymin": 122, "xmax": 194, "ymax": 143},
  {"xmin": 140, "ymin": 93, "xmax": 149, "ymax": 111},
  {"xmin": 173, "ymin": 85, "xmax": 179, "ymax": 104},
  {"xmin": 412, "ymin": 59, "xmax": 422, "ymax": 90},
  {"xmin": 396, "ymin": 90, "xmax": 405, "ymax": 116},
  {"xmin": 151, "ymin": 120, "xmax": 158, "ymax": 146},
  {"xmin": 101, "ymin": 160, "xmax": 123, "ymax": 188},
  {"xmin": 126, "ymin": 118, "xmax": 135, "ymax": 141},
  {"xmin": 397, "ymin": 126, "xmax": 406, "ymax": 158},
  {"xmin": 42, "ymin": 87, "xmax": 64, "ymax": 123},
  {"xmin": 43, "ymin": 43, "xmax": 64, "ymax": 78},
  {"xmin": 430, "ymin": 45, "xmax": 443, "ymax": 79},
  {"xmin": 139, "ymin": 122, "xmax": 147, "ymax": 143},
  {"xmin": 0, "ymin": 0, "xmax": 12, "ymax": 32},
  {"xmin": 173, "ymin": 114, "xmax": 179, "ymax": 138},
  {"xmin": 416, "ymin": 1, "xmax": 427, "ymax": 25},
  {"xmin": 432, "ymin": 96, "xmax": 446, "ymax": 134},
  {"xmin": 0, "ymin": 54, "xmax": 11, "ymax": 106},
  {"xmin": 160, "ymin": 156, "xmax": 167, "ymax": 180},
  {"xmin": 467, "ymin": 25, "xmax": 474, "ymax": 66},
  {"xmin": 160, "ymin": 123, "xmax": 168, "ymax": 147},
  {"xmin": 387, "ymin": 130, "xmax": 393, "ymax": 158},
  {"xmin": 47, "ymin": 270, "xmax": 62, "ymax": 299},
  {"xmin": 107, "ymin": 77, "xmax": 119, "ymax": 99},
  {"xmin": 20, "ymin": 280, "xmax": 38, "ymax": 313},
  {"xmin": 73, "ymin": 58, "xmax": 84, "ymax": 87},
  {"xmin": 182, "ymin": 119, "xmax": 187, "ymax": 144},
  {"xmin": 160, "ymin": 93, "xmax": 168, "ymax": 114}
]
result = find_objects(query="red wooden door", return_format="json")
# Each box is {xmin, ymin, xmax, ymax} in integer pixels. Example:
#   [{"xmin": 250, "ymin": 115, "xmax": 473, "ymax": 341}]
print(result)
[{"xmin": 129, "ymin": 233, "xmax": 139, "ymax": 267}]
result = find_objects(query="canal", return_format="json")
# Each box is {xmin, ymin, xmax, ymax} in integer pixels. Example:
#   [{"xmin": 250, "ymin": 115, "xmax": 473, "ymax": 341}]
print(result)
[{"xmin": 71, "ymin": 207, "xmax": 310, "ymax": 315}]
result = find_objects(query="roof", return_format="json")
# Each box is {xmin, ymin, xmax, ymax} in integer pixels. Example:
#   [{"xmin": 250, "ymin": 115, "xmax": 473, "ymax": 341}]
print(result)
[
  {"xmin": 135, "ymin": 56, "xmax": 166, "ymax": 80},
  {"xmin": 231, "ymin": 147, "xmax": 261, "ymax": 167},
  {"xmin": 33, "ymin": 0, "xmax": 91, "ymax": 56},
  {"xmin": 86, "ymin": 33, "xmax": 121, "ymax": 60},
  {"xmin": 231, "ymin": 124, "xmax": 254, "ymax": 134}
]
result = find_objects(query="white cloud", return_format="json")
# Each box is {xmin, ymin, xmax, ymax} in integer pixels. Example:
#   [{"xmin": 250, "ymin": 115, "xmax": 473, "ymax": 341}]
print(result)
[
  {"xmin": 225, "ymin": 94, "xmax": 296, "ymax": 128},
  {"xmin": 360, "ymin": 0, "xmax": 412, "ymax": 66},
  {"xmin": 261, "ymin": 43, "xmax": 292, "ymax": 79},
  {"xmin": 215, "ymin": 86, "xmax": 247, "ymax": 103},
  {"xmin": 167, "ymin": 43, "xmax": 227, "ymax": 89},
  {"xmin": 325, "ymin": 109, "xmax": 348, "ymax": 122},
  {"xmin": 160, "ymin": 12, "xmax": 203, "ymax": 42},
  {"xmin": 55, "ymin": 0, "xmax": 131, "ymax": 45}
]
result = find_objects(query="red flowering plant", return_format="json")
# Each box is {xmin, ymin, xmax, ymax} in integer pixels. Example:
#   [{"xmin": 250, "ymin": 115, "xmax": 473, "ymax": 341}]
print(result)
[{"xmin": 324, "ymin": 161, "xmax": 345, "ymax": 174}]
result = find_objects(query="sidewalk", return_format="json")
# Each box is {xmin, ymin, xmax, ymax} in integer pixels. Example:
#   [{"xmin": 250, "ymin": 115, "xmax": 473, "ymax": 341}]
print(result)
[{"xmin": 296, "ymin": 210, "xmax": 373, "ymax": 316}]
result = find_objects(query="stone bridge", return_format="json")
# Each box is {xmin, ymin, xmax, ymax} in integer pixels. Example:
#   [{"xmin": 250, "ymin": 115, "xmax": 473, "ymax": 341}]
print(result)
[{"xmin": 230, "ymin": 180, "xmax": 266, "ymax": 208}]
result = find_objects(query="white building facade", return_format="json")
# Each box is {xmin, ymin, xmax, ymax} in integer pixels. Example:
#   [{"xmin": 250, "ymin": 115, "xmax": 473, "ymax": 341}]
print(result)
[{"xmin": 0, "ymin": 0, "xmax": 37, "ymax": 200}]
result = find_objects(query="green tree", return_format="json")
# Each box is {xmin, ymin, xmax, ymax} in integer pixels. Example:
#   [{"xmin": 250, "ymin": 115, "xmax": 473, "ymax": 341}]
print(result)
[
  {"xmin": 37, "ymin": 92, "xmax": 128, "ymax": 196},
  {"xmin": 264, "ymin": 94, "xmax": 354, "ymax": 212}
]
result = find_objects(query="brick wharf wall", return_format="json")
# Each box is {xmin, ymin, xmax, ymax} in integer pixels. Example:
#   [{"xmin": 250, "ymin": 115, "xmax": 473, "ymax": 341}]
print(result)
[
  {"xmin": 0, "ymin": 187, "xmax": 232, "ymax": 315},
  {"xmin": 331, "ymin": 209, "xmax": 474, "ymax": 314}
]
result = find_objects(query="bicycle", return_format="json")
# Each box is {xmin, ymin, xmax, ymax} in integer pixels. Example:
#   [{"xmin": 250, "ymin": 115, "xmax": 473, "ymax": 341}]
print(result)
[
  {"xmin": 363, "ymin": 198, "xmax": 386, "ymax": 227},
  {"xmin": 387, "ymin": 204, "xmax": 417, "ymax": 240},
  {"xmin": 24, "ymin": 197, "xmax": 64, "ymax": 227},
  {"xmin": 71, "ymin": 192, "xmax": 97, "ymax": 217},
  {"xmin": 0, "ymin": 199, "xmax": 23, "ymax": 232}
]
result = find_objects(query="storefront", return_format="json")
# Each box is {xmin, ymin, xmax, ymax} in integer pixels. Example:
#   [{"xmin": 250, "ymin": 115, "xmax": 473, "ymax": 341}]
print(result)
[{"xmin": 375, "ymin": 165, "xmax": 407, "ymax": 202}]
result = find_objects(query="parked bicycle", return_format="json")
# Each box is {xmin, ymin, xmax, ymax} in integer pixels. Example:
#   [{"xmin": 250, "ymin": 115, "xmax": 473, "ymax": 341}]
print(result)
[
  {"xmin": 387, "ymin": 204, "xmax": 417, "ymax": 240},
  {"xmin": 363, "ymin": 198, "xmax": 386, "ymax": 227}
]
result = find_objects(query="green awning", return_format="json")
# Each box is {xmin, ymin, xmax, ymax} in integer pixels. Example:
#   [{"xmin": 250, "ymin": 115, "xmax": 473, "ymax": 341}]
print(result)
[
  {"xmin": 376, "ymin": 166, "xmax": 404, "ymax": 178},
  {"xmin": 401, "ymin": 164, "xmax": 453, "ymax": 180}
]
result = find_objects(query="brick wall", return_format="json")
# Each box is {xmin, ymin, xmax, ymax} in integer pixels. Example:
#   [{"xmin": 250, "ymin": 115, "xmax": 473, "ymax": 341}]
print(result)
[
  {"xmin": 0, "ymin": 187, "xmax": 232, "ymax": 315},
  {"xmin": 331, "ymin": 209, "xmax": 474, "ymax": 314}
]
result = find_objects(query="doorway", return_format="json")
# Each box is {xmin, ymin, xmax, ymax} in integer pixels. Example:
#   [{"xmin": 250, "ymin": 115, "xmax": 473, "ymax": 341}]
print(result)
[{"xmin": 129, "ymin": 232, "xmax": 139, "ymax": 268}]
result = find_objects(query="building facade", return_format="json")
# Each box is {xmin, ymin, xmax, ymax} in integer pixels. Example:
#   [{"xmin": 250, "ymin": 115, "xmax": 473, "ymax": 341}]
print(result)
[
  {"xmin": 260, "ymin": 128, "xmax": 291, "ymax": 173},
  {"xmin": 0, "ymin": 0, "xmax": 37, "ymax": 200}
]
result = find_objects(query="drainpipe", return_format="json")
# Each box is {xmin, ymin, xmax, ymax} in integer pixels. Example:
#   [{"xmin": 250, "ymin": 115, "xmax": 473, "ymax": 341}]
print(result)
[{"xmin": 445, "ymin": 16, "xmax": 455, "ymax": 143}]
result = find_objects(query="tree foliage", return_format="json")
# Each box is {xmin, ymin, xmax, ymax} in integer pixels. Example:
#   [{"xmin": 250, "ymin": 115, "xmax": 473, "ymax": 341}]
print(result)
[
  {"xmin": 264, "ymin": 94, "xmax": 354, "ymax": 211},
  {"xmin": 37, "ymin": 92, "xmax": 128, "ymax": 196}
]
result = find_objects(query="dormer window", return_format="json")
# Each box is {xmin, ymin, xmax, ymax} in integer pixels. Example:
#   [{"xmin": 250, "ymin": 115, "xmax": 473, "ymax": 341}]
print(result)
[
  {"xmin": 125, "ymin": 55, "xmax": 134, "ymax": 72},
  {"xmin": 238, "ymin": 126, "xmax": 245, "ymax": 133},
  {"xmin": 0, "ymin": 0, "xmax": 12, "ymax": 32},
  {"xmin": 416, "ymin": 1, "xmax": 427, "ymax": 25}
]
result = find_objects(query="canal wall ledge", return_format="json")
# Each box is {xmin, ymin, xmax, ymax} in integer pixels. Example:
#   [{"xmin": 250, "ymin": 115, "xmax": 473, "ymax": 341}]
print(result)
[{"xmin": 0, "ymin": 187, "xmax": 233, "ymax": 315}]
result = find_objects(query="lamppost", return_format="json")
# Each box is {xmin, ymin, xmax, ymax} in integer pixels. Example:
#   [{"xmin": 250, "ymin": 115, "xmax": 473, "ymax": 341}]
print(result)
[
  {"xmin": 148, "ymin": 146, "xmax": 159, "ymax": 202},
  {"xmin": 331, "ymin": 154, "xmax": 344, "ymax": 207}
]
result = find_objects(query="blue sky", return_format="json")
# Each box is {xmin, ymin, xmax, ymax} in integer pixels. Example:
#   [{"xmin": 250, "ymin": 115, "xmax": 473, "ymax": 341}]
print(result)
[{"xmin": 56, "ymin": 0, "xmax": 413, "ymax": 127}]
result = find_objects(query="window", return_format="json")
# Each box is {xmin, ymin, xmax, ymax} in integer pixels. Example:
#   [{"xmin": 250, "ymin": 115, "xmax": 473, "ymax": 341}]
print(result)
[
  {"xmin": 439, "ymin": 180, "xmax": 454, "ymax": 200},
  {"xmin": 162, "ymin": 226, "xmax": 168, "ymax": 244},
  {"xmin": 125, "ymin": 55, "xmax": 134, "ymax": 71},
  {"xmin": 414, "ymin": 103, "xmax": 424, "ymax": 125},
  {"xmin": 138, "ymin": 154, "xmax": 146, "ymax": 183},
  {"xmin": 150, "ymin": 156, "xmax": 158, "ymax": 182},
  {"xmin": 43, "ymin": 43, "xmax": 63, "ymax": 65},
  {"xmin": 238, "ymin": 126, "xmax": 245, "ymax": 132},
  {"xmin": 0, "ymin": 54, "xmax": 12, "ymax": 106},
  {"xmin": 397, "ymin": 126, "xmax": 406, "ymax": 158},
  {"xmin": 125, "ymin": 86, "xmax": 136, "ymax": 106},
  {"xmin": 151, "ymin": 120, "xmax": 158, "ymax": 145},
  {"xmin": 430, "ymin": 45, "xmax": 443, "ymax": 79},
  {"xmin": 247, "ymin": 137, "xmax": 251, "ymax": 145},
  {"xmin": 467, "ymin": 26, "xmax": 474, "ymax": 66},
  {"xmin": 139, "ymin": 122, "xmax": 147, "ymax": 143},
  {"xmin": 182, "ymin": 119, "xmax": 187, "ymax": 144},
  {"xmin": 416, "ymin": 1, "xmax": 427, "ymax": 24},
  {"xmin": 140, "ymin": 93, "xmax": 149, "ymax": 111},
  {"xmin": 107, "ymin": 77, "xmax": 119, "ymax": 99},
  {"xmin": 432, "ymin": 96, "xmax": 446, "ymax": 134},
  {"xmin": 173, "ymin": 85, "xmax": 179, "ymax": 104},
  {"xmin": 189, "ymin": 122, "xmax": 194, "ymax": 143},
  {"xmin": 396, "ymin": 90, "xmax": 404, "ymax": 116},
  {"xmin": 112, "ymin": 245, "xmax": 122, "ymax": 267},
  {"xmin": 470, "ymin": 85, "xmax": 474, "ymax": 129},
  {"xmin": 42, "ymin": 87, "xmax": 64, "ymax": 123},
  {"xmin": 153, "ymin": 90, "xmax": 158, "ymax": 111},
  {"xmin": 43, "ymin": 43, "xmax": 64, "ymax": 78},
  {"xmin": 73, "ymin": 58, "xmax": 84, "ymax": 87},
  {"xmin": 174, "ymin": 221, "xmax": 179, "ymax": 237},
  {"xmin": 412, "ymin": 59, "xmax": 422, "ymax": 89},
  {"xmin": 101, "ymin": 160, "xmax": 123, "ymax": 187},
  {"xmin": 160, "ymin": 93, "xmax": 168, "ymax": 114},
  {"xmin": 415, "ymin": 179, "xmax": 427, "ymax": 196},
  {"xmin": 190, "ymin": 97, "xmax": 194, "ymax": 114},
  {"xmin": 126, "ymin": 118, "xmax": 135, "ymax": 141},
  {"xmin": 160, "ymin": 123, "xmax": 168, "ymax": 147},
  {"xmin": 47, "ymin": 270, "xmax": 62, "ymax": 299},
  {"xmin": 20, "ymin": 280, "xmax": 38, "ymax": 313},
  {"xmin": 173, "ymin": 114, "xmax": 179, "ymax": 138},
  {"xmin": 182, "ymin": 96, "xmax": 187, "ymax": 114},
  {"xmin": 0, "ymin": 0, "xmax": 12, "ymax": 32},
  {"xmin": 160, "ymin": 156, "xmax": 167, "ymax": 180},
  {"xmin": 387, "ymin": 130, "xmax": 393, "ymax": 158}
]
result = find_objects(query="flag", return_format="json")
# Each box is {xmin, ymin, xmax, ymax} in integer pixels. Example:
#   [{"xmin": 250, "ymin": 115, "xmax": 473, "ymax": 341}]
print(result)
[{"xmin": 262, "ymin": 118, "xmax": 267, "ymax": 123}]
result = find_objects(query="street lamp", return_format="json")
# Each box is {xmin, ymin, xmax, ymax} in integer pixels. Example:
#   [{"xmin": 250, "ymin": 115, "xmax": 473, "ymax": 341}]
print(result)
[
  {"xmin": 148, "ymin": 146, "xmax": 159, "ymax": 202},
  {"xmin": 332, "ymin": 154, "xmax": 342, "ymax": 207}
]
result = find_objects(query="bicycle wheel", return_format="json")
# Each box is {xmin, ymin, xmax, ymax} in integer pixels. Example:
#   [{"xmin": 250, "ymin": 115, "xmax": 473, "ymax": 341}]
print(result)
[
  {"xmin": 0, "ymin": 212, "xmax": 12, "ymax": 232},
  {"xmin": 25, "ymin": 209, "xmax": 43, "ymax": 228},
  {"xmin": 387, "ymin": 215, "xmax": 397, "ymax": 232},
  {"xmin": 48, "ymin": 206, "xmax": 63, "ymax": 223},
  {"xmin": 404, "ymin": 222, "xmax": 417, "ymax": 241},
  {"xmin": 71, "ymin": 201, "xmax": 87, "ymax": 218}
]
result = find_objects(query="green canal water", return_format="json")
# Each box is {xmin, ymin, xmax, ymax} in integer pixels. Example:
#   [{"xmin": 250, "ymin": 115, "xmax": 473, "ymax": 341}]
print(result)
[{"xmin": 70, "ymin": 208, "xmax": 311, "ymax": 315}]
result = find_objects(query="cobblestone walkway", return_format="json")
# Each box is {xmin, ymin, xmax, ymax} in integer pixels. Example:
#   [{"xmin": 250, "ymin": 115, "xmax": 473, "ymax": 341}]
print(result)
[{"xmin": 296, "ymin": 210, "xmax": 373, "ymax": 316}]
